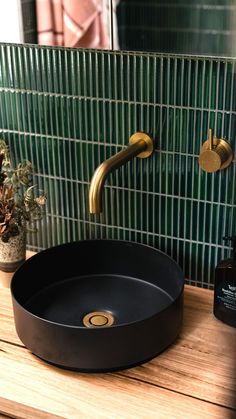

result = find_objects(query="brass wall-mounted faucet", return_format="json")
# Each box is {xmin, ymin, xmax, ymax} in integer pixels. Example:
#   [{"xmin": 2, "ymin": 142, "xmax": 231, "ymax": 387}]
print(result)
[
  {"xmin": 88, "ymin": 132, "xmax": 154, "ymax": 214},
  {"xmin": 199, "ymin": 128, "xmax": 233, "ymax": 173}
]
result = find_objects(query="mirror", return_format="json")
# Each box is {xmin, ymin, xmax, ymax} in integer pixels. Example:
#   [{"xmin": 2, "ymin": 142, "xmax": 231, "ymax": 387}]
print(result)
[
  {"xmin": 116, "ymin": 0, "xmax": 236, "ymax": 57},
  {"xmin": 0, "ymin": 1, "xmax": 236, "ymax": 57}
]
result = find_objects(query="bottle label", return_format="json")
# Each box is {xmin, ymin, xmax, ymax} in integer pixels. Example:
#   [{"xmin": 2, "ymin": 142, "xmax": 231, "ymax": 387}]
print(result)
[{"xmin": 217, "ymin": 283, "xmax": 236, "ymax": 311}]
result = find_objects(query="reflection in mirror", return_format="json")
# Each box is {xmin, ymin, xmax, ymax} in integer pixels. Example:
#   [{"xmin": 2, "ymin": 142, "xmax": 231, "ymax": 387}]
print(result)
[
  {"xmin": 0, "ymin": 0, "xmax": 120, "ymax": 50},
  {"xmin": 0, "ymin": 1, "xmax": 37, "ymax": 44},
  {"xmin": 1, "ymin": 1, "xmax": 236, "ymax": 57},
  {"xmin": 36, "ymin": 0, "xmax": 119, "ymax": 49},
  {"xmin": 116, "ymin": 0, "xmax": 236, "ymax": 57}
]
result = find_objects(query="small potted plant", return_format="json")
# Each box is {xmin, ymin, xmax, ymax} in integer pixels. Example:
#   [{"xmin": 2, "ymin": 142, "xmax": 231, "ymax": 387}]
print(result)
[{"xmin": 0, "ymin": 139, "xmax": 46, "ymax": 274}]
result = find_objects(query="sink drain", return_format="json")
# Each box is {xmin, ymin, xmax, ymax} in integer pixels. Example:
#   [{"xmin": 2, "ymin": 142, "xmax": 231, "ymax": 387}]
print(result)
[{"xmin": 82, "ymin": 311, "xmax": 114, "ymax": 328}]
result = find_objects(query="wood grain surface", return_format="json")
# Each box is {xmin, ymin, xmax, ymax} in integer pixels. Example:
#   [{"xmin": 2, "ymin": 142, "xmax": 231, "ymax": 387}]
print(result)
[
  {"xmin": 0, "ymin": 282, "xmax": 235, "ymax": 419},
  {"xmin": 0, "ymin": 251, "xmax": 36, "ymax": 289}
]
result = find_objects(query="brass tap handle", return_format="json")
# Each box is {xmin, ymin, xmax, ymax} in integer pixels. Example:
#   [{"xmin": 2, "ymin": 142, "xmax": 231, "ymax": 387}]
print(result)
[
  {"xmin": 198, "ymin": 129, "xmax": 233, "ymax": 173},
  {"xmin": 208, "ymin": 128, "xmax": 213, "ymax": 150}
]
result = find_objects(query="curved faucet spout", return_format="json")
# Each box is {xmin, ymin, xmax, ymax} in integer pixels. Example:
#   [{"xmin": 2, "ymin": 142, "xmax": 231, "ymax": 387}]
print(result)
[{"xmin": 88, "ymin": 132, "xmax": 154, "ymax": 214}]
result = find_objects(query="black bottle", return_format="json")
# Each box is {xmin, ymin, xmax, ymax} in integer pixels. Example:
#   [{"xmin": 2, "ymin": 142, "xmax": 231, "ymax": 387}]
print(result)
[{"xmin": 213, "ymin": 236, "xmax": 236, "ymax": 327}]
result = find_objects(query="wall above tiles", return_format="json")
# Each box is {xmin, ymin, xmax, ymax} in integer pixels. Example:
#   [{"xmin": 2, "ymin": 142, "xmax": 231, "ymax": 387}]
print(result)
[{"xmin": 0, "ymin": 43, "xmax": 235, "ymax": 288}]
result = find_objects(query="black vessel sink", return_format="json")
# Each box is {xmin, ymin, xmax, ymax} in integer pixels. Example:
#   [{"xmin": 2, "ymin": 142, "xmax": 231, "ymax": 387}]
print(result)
[{"xmin": 11, "ymin": 240, "xmax": 184, "ymax": 372}]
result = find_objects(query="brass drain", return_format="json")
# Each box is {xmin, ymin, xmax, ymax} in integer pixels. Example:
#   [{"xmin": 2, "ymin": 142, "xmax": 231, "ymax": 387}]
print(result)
[{"xmin": 82, "ymin": 311, "xmax": 114, "ymax": 328}]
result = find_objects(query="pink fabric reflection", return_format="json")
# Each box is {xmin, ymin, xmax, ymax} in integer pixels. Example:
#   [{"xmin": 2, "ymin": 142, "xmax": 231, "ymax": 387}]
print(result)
[{"xmin": 36, "ymin": 0, "xmax": 111, "ymax": 48}]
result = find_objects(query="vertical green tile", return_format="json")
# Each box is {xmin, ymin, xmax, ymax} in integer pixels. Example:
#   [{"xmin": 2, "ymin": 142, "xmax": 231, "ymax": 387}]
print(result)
[{"xmin": 0, "ymin": 43, "xmax": 236, "ymax": 289}]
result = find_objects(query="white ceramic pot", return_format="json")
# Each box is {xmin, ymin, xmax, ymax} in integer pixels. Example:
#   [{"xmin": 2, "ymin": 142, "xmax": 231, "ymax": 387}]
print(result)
[{"xmin": 0, "ymin": 228, "xmax": 26, "ymax": 273}]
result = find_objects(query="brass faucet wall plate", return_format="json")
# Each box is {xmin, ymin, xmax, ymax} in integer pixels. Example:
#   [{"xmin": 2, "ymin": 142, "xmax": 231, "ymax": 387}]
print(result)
[{"xmin": 129, "ymin": 132, "xmax": 154, "ymax": 158}]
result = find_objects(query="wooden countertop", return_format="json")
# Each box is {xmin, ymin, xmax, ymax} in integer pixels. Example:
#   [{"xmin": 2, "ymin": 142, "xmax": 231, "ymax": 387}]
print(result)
[
  {"xmin": 0, "ymin": 251, "xmax": 36, "ymax": 289},
  {"xmin": 0, "ymin": 274, "xmax": 235, "ymax": 418}
]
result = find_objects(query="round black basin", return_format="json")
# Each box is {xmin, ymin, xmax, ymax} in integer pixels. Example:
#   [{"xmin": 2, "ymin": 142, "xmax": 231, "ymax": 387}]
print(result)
[{"xmin": 11, "ymin": 240, "xmax": 184, "ymax": 372}]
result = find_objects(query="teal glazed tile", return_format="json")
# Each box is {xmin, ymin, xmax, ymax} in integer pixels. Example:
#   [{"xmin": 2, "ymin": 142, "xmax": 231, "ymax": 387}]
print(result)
[
  {"xmin": 0, "ymin": 45, "xmax": 15, "ymax": 88},
  {"xmin": 0, "ymin": 43, "xmax": 236, "ymax": 288},
  {"xmin": 0, "ymin": 91, "xmax": 9, "ymax": 130}
]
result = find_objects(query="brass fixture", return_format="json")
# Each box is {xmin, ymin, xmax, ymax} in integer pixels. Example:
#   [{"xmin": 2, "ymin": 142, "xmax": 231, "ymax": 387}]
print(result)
[
  {"xmin": 83, "ymin": 311, "xmax": 115, "ymax": 328},
  {"xmin": 199, "ymin": 128, "xmax": 233, "ymax": 173},
  {"xmin": 88, "ymin": 132, "xmax": 154, "ymax": 214}
]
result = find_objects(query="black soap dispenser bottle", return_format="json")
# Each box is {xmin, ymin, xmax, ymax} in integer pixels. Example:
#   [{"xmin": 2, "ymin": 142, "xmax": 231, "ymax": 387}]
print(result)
[{"xmin": 213, "ymin": 236, "xmax": 236, "ymax": 327}]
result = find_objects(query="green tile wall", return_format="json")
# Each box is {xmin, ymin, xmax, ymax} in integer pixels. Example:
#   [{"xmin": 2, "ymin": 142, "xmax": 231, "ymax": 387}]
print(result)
[
  {"xmin": 0, "ymin": 43, "xmax": 235, "ymax": 289},
  {"xmin": 117, "ymin": 0, "xmax": 236, "ymax": 56}
]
